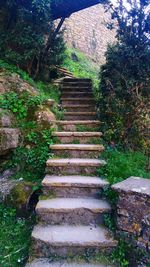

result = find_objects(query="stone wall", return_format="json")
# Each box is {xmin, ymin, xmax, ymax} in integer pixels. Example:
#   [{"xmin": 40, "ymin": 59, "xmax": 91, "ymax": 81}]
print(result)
[
  {"xmin": 57, "ymin": 4, "xmax": 116, "ymax": 64},
  {"xmin": 112, "ymin": 177, "xmax": 150, "ymax": 253}
]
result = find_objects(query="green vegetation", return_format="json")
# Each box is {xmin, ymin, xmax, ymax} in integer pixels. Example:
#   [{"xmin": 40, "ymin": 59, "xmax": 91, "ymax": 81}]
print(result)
[
  {"xmin": 0, "ymin": 90, "xmax": 56, "ymax": 181},
  {"xmin": 98, "ymin": 0, "xmax": 150, "ymax": 151},
  {"xmin": 0, "ymin": 0, "xmax": 65, "ymax": 78},
  {"xmin": 0, "ymin": 205, "xmax": 34, "ymax": 267},
  {"xmin": 98, "ymin": 149, "xmax": 150, "ymax": 185},
  {"xmin": 63, "ymin": 48, "xmax": 99, "ymax": 85}
]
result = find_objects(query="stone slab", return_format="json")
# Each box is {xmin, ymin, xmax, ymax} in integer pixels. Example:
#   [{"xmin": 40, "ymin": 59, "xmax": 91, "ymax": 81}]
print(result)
[
  {"xmin": 36, "ymin": 198, "xmax": 111, "ymax": 213},
  {"xmin": 53, "ymin": 132, "xmax": 102, "ymax": 137},
  {"xmin": 112, "ymin": 176, "xmax": 150, "ymax": 196},
  {"xmin": 32, "ymin": 225, "xmax": 117, "ymax": 247},
  {"xmin": 46, "ymin": 158, "xmax": 106, "ymax": 167},
  {"xmin": 26, "ymin": 259, "xmax": 113, "ymax": 267},
  {"xmin": 42, "ymin": 175, "xmax": 109, "ymax": 188},
  {"xmin": 50, "ymin": 144, "xmax": 104, "ymax": 151}
]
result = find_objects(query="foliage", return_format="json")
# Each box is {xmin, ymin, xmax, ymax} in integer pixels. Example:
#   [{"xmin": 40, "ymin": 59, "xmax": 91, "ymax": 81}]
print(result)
[
  {"xmin": 99, "ymin": 0, "xmax": 150, "ymax": 150},
  {"xmin": 111, "ymin": 238, "xmax": 130, "ymax": 267},
  {"xmin": 0, "ymin": 205, "xmax": 34, "ymax": 267},
  {"xmin": 0, "ymin": 79, "xmax": 58, "ymax": 181},
  {"xmin": 98, "ymin": 148, "xmax": 150, "ymax": 185},
  {"xmin": 63, "ymin": 48, "xmax": 99, "ymax": 86},
  {"xmin": 8, "ymin": 129, "xmax": 54, "ymax": 181},
  {"xmin": 0, "ymin": 0, "xmax": 65, "ymax": 78}
]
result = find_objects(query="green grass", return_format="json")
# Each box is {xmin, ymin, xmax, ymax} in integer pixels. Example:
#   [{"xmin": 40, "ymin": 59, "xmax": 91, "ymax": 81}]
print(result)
[
  {"xmin": 0, "ymin": 205, "xmax": 34, "ymax": 267},
  {"xmin": 63, "ymin": 48, "xmax": 99, "ymax": 85},
  {"xmin": 98, "ymin": 149, "xmax": 150, "ymax": 185}
]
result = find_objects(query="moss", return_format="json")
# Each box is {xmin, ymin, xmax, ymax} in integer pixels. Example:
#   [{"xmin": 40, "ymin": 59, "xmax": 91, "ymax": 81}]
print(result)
[
  {"xmin": 39, "ymin": 191, "xmax": 56, "ymax": 200},
  {"xmin": 6, "ymin": 181, "xmax": 35, "ymax": 211}
]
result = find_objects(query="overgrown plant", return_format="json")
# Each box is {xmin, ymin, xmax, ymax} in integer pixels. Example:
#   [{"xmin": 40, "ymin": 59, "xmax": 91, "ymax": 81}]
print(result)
[
  {"xmin": 0, "ymin": 88, "xmax": 56, "ymax": 181},
  {"xmin": 98, "ymin": 0, "xmax": 150, "ymax": 151}
]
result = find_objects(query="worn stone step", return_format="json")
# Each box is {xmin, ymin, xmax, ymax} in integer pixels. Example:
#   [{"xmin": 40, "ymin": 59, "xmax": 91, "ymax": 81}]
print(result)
[
  {"xmin": 46, "ymin": 158, "xmax": 106, "ymax": 175},
  {"xmin": 56, "ymin": 120, "xmax": 101, "ymax": 131},
  {"xmin": 64, "ymin": 112, "xmax": 97, "ymax": 121},
  {"xmin": 50, "ymin": 144, "xmax": 104, "ymax": 158},
  {"xmin": 31, "ymin": 225, "xmax": 117, "ymax": 257},
  {"xmin": 36, "ymin": 197, "xmax": 111, "ymax": 225},
  {"xmin": 62, "ymin": 104, "xmax": 95, "ymax": 112},
  {"xmin": 62, "ymin": 92, "xmax": 93, "ymax": 98},
  {"xmin": 61, "ymin": 98, "xmax": 95, "ymax": 105},
  {"xmin": 63, "ymin": 78, "xmax": 92, "ymax": 83},
  {"xmin": 52, "ymin": 131, "xmax": 102, "ymax": 144},
  {"xmin": 42, "ymin": 175, "xmax": 109, "ymax": 198},
  {"xmin": 26, "ymin": 259, "xmax": 114, "ymax": 267},
  {"xmin": 61, "ymin": 87, "xmax": 92, "ymax": 92}
]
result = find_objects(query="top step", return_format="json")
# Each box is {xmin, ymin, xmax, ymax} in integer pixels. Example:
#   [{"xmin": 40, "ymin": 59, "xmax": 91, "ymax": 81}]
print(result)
[{"xmin": 63, "ymin": 78, "xmax": 92, "ymax": 83}]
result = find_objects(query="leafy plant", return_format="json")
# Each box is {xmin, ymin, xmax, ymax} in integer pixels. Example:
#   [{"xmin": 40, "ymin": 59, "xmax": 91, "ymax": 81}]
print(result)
[
  {"xmin": 98, "ymin": 148, "xmax": 150, "ymax": 185},
  {"xmin": 98, "ymin": 0, "xmax": 150, "ymax": 150},
  {"xmin": 0, "ymin": 205, "xmax": 34, "ymax": 267}
]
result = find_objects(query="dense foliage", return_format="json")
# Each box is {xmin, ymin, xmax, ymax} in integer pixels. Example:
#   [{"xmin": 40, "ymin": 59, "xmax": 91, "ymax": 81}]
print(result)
[
  {"xmin": 0, "ymin": 0, "xmax": 65, "ymax": 78},
  {"xmin": 98, "ymin": 0, "xmax": 150, "ymax": 151},
  {"xmin": 98, "ymin": 148, "xmax": 150, "ymax": 185},
  {"xmin": 0, "ymin": 61, "xmax": 63, "ymax": 181},
  {"xmin": 0, "ymin": 204, "xmax": 34, "ymax": 267}
]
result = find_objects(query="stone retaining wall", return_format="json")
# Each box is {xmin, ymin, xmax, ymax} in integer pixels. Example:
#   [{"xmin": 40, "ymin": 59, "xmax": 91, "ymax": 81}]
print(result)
[{"xmin": 112, "ymin": 177, "xmax": 150, "ymax": 252}]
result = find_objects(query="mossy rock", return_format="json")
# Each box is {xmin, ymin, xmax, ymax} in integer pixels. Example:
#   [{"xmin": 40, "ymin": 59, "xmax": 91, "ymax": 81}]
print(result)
[{"xmin": 5, "ymin": 181, "xmax": 37, "ymax": 215}]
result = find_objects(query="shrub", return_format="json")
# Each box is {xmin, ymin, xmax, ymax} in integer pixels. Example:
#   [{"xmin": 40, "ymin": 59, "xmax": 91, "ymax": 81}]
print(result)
[
  {"xmin": 98, "ymin": 0, "xmax": 150, "ymax": 151},
  {"xmin": 0, "ymin": 0, "xmax": 65, "ymax": 78}
]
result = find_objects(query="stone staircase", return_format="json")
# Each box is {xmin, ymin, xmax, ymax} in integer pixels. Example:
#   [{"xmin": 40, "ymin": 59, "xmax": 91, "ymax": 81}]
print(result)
[{"xmin": 27, "ymin": 78, "xmax": 117, "ymax": 267}]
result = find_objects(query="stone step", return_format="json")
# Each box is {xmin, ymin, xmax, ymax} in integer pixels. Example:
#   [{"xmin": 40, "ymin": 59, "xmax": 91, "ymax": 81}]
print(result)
[
  {"xmin": 42, "ymin": 175, "xmax": 109, "ymax": 198},
  {"xmin": 31, "ymin": 225, "xmax": 117, "ymax": 257},
  {"xmin": 36, "ymin": 197, "xmax": 111, "ymax": 225},
  {"xmin": 26, "ymin": 259, "xmax": 114, "ymax": 267},
  {"xmin": 62, "ymin": 92, "xmax": 93, "ymax": 98},
  {"xmin": 62, "ymin": 104, "xmax": 95, "ymax": 112},
  {"xmin": 61, "ymin": 87, "xmax": 92, "ymax": 92},
  {"xmin": 61, "ymin": 98, "xmax": 95, "ymax": 105},
  {"xmin": 52, "ymin": 131, "xmax": 102, "ymax": 144},
  {"xmin": 63, "ymin": 78, "xmax": 92, "ymax": 82},
  {"xmin": 46, "ymin": 158, "xmax": 106, "ymax": 175},
  {"xmin": 56, "ymin": 120, "xmax": 101, "ymax": 131},
  {"xmin": 50, "ymin": 144, "xmax": 104, "ymax": 158},
  {"xmin": 64, "ymin": 112, "xmax": 97, "ymax": 121}
]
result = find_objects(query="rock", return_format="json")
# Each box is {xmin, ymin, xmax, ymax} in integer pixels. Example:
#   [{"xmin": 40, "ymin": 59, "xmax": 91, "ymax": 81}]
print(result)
[
  {"xmin": 0, "ymin": 109, "xmax": 16, "ymax": 127},
  {"xmin": 0, "ymin": 169, "xmax": 17, "ymax": 203},
  {"xmin": 45, "ymin": 99, "xmax": 55, "ymax": 108},
  {"xmin": 0, "ymin": 71, "xmax": 38, "ymax": 95},
  {"xmin": 35, "ymin": 106, "xmax": 57, "ymax": 128},
  {"xmin": 6, "ymin": 181, "xmax": 35, "ymax": 212},
  {"xmin": 0, "ymin": 128, "xmax": 20, "ymax": 155}
]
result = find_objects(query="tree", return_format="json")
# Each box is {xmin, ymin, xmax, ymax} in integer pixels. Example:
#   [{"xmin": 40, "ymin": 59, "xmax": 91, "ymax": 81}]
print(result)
[
  {"xmin": 99, "ymin": 0, "xmax": 150, "ymax": 150},
  {"xmin": 0, "ymin": 0, "xmax": 65, "ymax": 78}
]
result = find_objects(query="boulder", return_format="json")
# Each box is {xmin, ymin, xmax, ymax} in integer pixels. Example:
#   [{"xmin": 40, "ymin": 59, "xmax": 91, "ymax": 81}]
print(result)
[
  {"xmin": 35, "ymin": 106, "xmax": 57, "ymax": 129},
  {"xmin": 0, "ymin": 71, "xmax": 38, "ymax": 95},
  {"xmin": 0, "ymin": 128, "xmax": 20, "ymax": 155}
]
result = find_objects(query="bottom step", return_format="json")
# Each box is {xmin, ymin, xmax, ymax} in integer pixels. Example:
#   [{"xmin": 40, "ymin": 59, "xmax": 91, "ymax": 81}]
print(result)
[
  {"xmin": 26, "ymin": 259, "xmax": 114, "ymax": 267},
  {"xmin": 31, "ymin": 225, "xmax": 117, "ymax": 258}
]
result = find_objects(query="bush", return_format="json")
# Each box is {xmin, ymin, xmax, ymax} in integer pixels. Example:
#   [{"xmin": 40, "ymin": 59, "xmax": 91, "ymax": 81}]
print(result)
[
  {"xmin": 0, "ymin": 1, "xmax": 65, "ymax": 78},
  {"xmin": 98, "ymin": 0, "xmax": 150, "ymax": 151}
]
